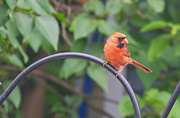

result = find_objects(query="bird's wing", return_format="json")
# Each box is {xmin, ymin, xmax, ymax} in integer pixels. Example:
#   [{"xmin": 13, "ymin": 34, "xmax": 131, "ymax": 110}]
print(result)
[{"xmin": 123, "ymin": 46, "xmax": 131, "ymax": 57}]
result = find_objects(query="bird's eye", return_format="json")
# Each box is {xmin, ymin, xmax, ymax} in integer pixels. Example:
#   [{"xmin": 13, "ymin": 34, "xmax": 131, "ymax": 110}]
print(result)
[
  {"xmin": 118, "ymin": 37, "xmax": 125, "ymax": 41},
  {"xmin": 118, "ymin": 37, "xmax": 123, "ymax": 40},
  {"xmin": 118, "ymin": 37, "xmax": 126, "ymax": 40}
]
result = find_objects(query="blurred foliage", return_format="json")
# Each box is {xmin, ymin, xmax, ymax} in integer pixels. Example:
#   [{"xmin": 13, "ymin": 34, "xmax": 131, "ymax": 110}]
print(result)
[
  {"xmin": 48, "ymin": 95, "xmax": 82, "ymax": 118},
  {"xmin": 119, "ymin": 89, "xmax": 180, "ymax": 118},
  {"xmin": 1, "ymin": 0, "xmax": 180, "ymax": 117}
]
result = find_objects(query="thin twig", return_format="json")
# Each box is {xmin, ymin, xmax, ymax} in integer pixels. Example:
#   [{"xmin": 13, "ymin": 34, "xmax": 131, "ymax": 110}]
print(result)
[
  {"xmin": 0, "ymin": 106, "xmax": 9, "ymax": 118},
  {"xmin": 61, "ymin": 23, "xmax": 72, "ymax": 46},
  {"xmin": 144, "ymin": 106, "xmax": 157, "ymax": 116},
  {"xmin": 136, "ymin": 9, "xmax": 146, "ymax": 19},
  {"xmin": 67, "ymin": 5, "xmax": 72, "ymax": 17},
  {"xmin": 51, "ymin": 0, "xmax": 83, "ymax": 14}
]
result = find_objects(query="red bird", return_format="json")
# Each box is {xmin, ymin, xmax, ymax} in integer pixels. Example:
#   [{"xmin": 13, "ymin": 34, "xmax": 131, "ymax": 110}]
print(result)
[{"xmin": 104, "ymin": 32, "xmax": 152, "ymax": 77}]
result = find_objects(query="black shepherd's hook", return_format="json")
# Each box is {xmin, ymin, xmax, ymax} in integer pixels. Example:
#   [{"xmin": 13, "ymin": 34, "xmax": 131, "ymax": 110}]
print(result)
[
  {"xmin": 1, "ymin": 52, "xmax": 180, "ymax": 118},
  {"xmin": 161, "ymin": 80, "xmax": 180, "ymax": 118},
  {"xmin": 0, "ymin": 52, "xmax": 141, "ymax": 117}
]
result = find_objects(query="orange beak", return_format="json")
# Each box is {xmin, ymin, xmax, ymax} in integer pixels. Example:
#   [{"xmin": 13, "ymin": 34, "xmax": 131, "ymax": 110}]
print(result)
[{"xmin": 121, "ymin": 38, "xmax": 129, "ymax": 44}]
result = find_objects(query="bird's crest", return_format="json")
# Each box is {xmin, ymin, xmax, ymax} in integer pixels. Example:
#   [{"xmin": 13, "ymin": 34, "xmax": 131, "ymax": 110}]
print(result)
[{"xmin": 113, "ymin": 32, "xmax": 126, "ymax": 38}]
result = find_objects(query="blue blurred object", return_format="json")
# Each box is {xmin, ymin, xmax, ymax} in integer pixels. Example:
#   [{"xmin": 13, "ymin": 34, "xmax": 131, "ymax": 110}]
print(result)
[
  {"xmin": 78, "ymin": 74, "xmax": 93, "ymax": 118},
  {"xmin": 78, "ymin": 32, "xmax": 102, "ymax": 117}
]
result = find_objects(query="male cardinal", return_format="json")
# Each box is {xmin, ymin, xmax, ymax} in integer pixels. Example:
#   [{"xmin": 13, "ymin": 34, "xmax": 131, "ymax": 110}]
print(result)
[{"xmin": 104, "ymin": 32, "xmax": 152, "ymax": 77}]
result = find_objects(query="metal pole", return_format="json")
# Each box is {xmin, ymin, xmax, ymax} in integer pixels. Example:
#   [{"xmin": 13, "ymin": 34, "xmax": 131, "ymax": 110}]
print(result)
[
  {"xmin": 0, "ymin": 52, "xmax": 142, "ymax": 118},
  {"xmin": 161, "ymin": 80, "xmax": 180, "ymax": 118}
]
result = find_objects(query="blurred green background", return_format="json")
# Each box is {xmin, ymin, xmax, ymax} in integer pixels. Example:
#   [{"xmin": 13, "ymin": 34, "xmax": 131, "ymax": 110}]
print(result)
[{"xmin": 0, "ymin": 0, "xmax": 180, "ymax": 118}]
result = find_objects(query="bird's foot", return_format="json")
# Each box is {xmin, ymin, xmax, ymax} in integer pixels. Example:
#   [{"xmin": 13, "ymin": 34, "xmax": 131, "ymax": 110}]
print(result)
[
  {"xmin": 103, "ymin": 61, "xmax": 109, "ymax": 66},
  {"xmin": 115, "ymin": 70, "xmax": 122, "ymax": 77}
]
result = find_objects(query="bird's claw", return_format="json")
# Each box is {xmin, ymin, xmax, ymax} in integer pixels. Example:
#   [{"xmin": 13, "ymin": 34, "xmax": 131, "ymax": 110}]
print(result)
[
  {"xmin": 103, "ymin": 61, "xmax": 109, "ymax": 66},
  {"xmin": 115, "ymin": 70, "xmax": 122, "ymax": 77}
]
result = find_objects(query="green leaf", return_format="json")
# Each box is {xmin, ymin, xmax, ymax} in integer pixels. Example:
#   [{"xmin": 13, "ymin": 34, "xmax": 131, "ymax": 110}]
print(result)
[
  {"xmin": 13, "ymin": 12, "xmax": 34, "ymax": 40},
  {"xmin": 5, "ymin": 20, "xmax": 19, "ymax": 41},
  {"xmin": 0, "ymin": 26, "xmax": 6, "ymax": 38},
  {"xmin": 139, "ymin": 1, "xmax": 148, "ymax": 12},
  {"xmin": 73, "ymin": 15, "xmax": 97, "ymax": 40},
  {"xmin": 71, "ymin": 38, "xmax": 87, "ymax": 52},
  {"xmin": 105, "ymin": 0, "xmax": 122, "ymax": 15},
  {"xmin": 83, "ymin": 0, "xmax": 105, "ymax": 16},
  {"xmin": 147, "ymin": 0, "xmax": 165, "ymax": 13},
  {"xmin": 51, "ymin": 101, "xmax": 64, "ymax": 112},
  {"xmin": 0, "ymin": 2, "xmax": 9, "ymax": 26},
  {"xmin": 130, "ymin": 15, "xmax": 149, "ymax": 28},
  {"xmin": 173, "ymin": 34, "xmax": 180, "ymax": 56},
  {"xmin": 174, "ymin": 43, "xmax": 180, "ymax": 56},
  {"xmin": 41, "ymin": 39, "xmax": 53, "ymax": 55},
  {"xmin": 168, "ymin": 1, "xmax": 180, "ymax": 23},
  {"xmin": 136, "ymin": 62, "xmax": 160, "ymax": 89},
  {"xmin": 170, "ymin": 25, "xmax": 180, "ymax": 36},
  {"xmin": 145, "ymin": 88, "xmax": 159, "ymax": 101},
  {"xmin": 64, "ymin": 96, "xmax": 82, "ymax": 106},
  {"xmin": 55, "ymin": 12, "xmax": 67, "ymax": 25},
  {"xmin": 29, "ymin": 27, "xmax": 43, "ymax": 52},
  {"xmin": 2, "ymin": 100, "xmax": 9, "ymax": 112},
  {"xmin": 88, "ymin": 42, "xmax": 105, "ymax": 59},
  {"xmin": 118, "ymin": 94, "xmax": 145, "ymax": 116},
  {"xmin": 17, "ymin": 0, "xmax": 31, "ymax": 9},
  {"xmin": 133, "ymin": 51, "xmax": 161, "ymax": 89},
  {"xmin": 28, "ymin": 0, "xmax": 55, "ymax": 15},
  {"xmin": 97, "ymin": 20, "xmax": 117, "ymax": 37},
  {"xmin": 144, "ymin": 88, "xmax": 174, "ymax": 115},
  {"xmin": 169, "ymin": 97, "xmax": 180, "ymax": 117},
  {"xmin": 6, "ymin": 54, "xmax": 24, "ymax": 68},
  {"xmin": 147, "ymin": 34, "xmax": 171, "ymax": 61},
  {"xmin": 122, "ymin": 0, "xmax": 133, "ymax": 4},
  {"xmin": 87, "ymin": 63, "xmax": 108, "ymax": 91},
  {"xmin": 6, "ymin": 0, "xmax": 18, "ymax": 10},
  {"xmin": 35, "ymin": 16, "xmax": 59, "ymax": 51},
  {"xmin": 70, "ymin": 13, "xmax": 87, "ymax": 32},
  {"xmin": 6, "ymin": 20, "xmax": 29, "ymax": 63},
  {"xmin": 145, "ymin": 88, "xmax": 180, "ymax": 117},
  {"xmin": 141, "ymin": 20, "xmax": 167, "ymax": 32},
  {"xmin": 144, "ymin": 89, "xmax": 164, "ymax": 114},
  {"xmin": 59, "ymin": 59, "xmax": 87, "ymax": 79},
  {"xmin": 19, "ymin": 46, "xmax": 29, "ymax": 63},
  {"xmin": 161, "ymin": 46, "xmax": 180, "ymax": 68},
  {"xmin": 2, "ymin": 81, "xmax": 21, "ymax": 109}
]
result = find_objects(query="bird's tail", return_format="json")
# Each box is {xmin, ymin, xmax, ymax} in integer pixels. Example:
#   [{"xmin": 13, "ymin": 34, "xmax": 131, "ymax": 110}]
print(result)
[{"xmin": 132, "ymin": 60, "xmax": 152, "ymax": 73}]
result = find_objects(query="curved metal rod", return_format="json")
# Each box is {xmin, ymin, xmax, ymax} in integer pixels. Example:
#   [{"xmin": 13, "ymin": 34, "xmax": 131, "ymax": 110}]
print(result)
[
  {"xmin": 0, "ymin": 52, "xmax": 141, "ymax": 118},
  {"xmin": 161, "ymin": 80, "xmax": 180, "ymax": 118}
]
